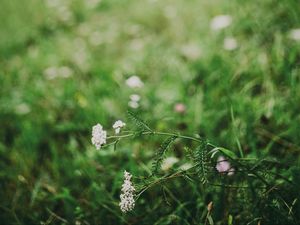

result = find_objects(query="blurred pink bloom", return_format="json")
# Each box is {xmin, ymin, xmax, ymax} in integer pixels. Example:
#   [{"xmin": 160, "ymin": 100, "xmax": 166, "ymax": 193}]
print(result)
[
  {"xmin": 216, "ymin": 156, "xmax": 234, "ymax": 176},
  {"xmin": 174, "ymin": 103, "xmax": 186, "ymax": 114}
]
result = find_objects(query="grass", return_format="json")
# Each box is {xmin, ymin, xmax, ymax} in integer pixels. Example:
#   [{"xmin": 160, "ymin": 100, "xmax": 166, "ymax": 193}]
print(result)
[{"xmin": 1, "ymin": 0, "xmax": 300, "ymax": 224}]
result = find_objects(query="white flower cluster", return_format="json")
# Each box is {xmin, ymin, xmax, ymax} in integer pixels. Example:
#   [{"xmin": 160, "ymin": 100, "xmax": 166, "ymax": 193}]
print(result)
[
  {"xmin": 91, "ymin": 123, "xmax": 107, "ymax": 150},
  {"xmin": 128, "ymin": 94, "xmax": 141, "ymax": 109},
  {"xmin": 223, "ymin": 37, "xmax": 238, "ymax": 51},
  {"xmin": 289, "ymin": 28, "xmax": 300, "ymax": 41},
  {"xmin": 113, "ymin": 120, "xmax": 126, "ymax": 134},
  {"xmin": 119, "ymin": 171, "xmax": 135, "ymax": 213},
  {"xmin": 210, "ymin": 15, "xmax": 232, "ymax": 31},
  {"xmin": 126, "ymin": 75, "xmax": 144, "ymax": 88}
]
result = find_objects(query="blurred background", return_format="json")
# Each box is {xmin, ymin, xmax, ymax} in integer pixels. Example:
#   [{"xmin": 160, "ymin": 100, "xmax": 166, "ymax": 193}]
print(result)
[{"xmin": 1, "ymin": 0, "xmax": 300, "ymax": 224}]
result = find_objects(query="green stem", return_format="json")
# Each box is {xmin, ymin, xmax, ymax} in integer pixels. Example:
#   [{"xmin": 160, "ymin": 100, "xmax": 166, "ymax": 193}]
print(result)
[{"xmin": 107, "ymin": 131, "xmax": 203, "ymax": 143}]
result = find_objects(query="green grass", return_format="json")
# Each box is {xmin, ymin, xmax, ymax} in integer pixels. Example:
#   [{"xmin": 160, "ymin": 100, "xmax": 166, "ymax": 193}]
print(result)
[{"xmin": 1, "ymin": 0, "xmax": 300, "ymax": 224}]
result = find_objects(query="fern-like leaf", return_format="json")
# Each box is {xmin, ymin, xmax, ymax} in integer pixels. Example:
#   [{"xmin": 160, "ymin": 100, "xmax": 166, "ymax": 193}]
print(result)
[
  {"xmin": 152, "ymin": 136, "xmax": 177, "ymax": 175},
  {"xmin": 127, "ymin": 111, "xmax": 152, "ymax": 133},
  {"xmin": 193, "ymin": 139, "xmax": 209, "ymax": 184}
]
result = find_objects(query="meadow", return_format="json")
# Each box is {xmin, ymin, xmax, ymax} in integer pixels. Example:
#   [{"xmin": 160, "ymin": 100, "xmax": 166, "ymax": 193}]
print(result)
[{"xmin": 1, "ymin": 0, "xmax": 300, "ymax": 224}]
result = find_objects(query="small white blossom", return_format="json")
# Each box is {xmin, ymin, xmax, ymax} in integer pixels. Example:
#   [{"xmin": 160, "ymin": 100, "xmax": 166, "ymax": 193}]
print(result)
[
  {"xmin": 130, "ymin": 94, "xmax": 141, "ymax": 102},
  {"xmin": 289, "ymin": 29, "xmax": 300, "ymax": 41},
  {"xmin": 126, "ymin": 75, "xmax": 144, "ymax": 88},
  {"xmin": 224, "ymin": 37, "xmax": 238, "ymax": 51},
  {"xmin": 91, "ymin": 123, "xmax": 107, "ymax": 150},
  {"xmin": 119, "ymin": 171, "xmax": 135, "ymax": 213},
  {"xmin": 210, "ymin": 15, "xmax": 232, "ymax": 31},
  {"xmin": 161, "ymin": 157, "xmax": 179, "ymax": 171},
  {"xmin": 180, "ymin": 43, "xmax": 201, "ymax": 60},
  {"xmin": 113, "ymin": 120, "xmax": 126, "ymax": 134},
  {"xmin": 128, "ymin": 101, "xmax": 139, "ymax": 109}
]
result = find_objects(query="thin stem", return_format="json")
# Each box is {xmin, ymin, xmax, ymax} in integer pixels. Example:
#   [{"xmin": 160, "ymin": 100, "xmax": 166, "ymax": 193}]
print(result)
[{"xmin": 106, "ymin": 130, "xmax": 203, "ymax": 143}]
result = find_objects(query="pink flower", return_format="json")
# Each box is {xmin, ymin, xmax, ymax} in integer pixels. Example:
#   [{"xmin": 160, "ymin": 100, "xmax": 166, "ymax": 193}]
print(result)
[
  {"xmin": 174, "ymin": 103, "xmax": 186, "ymax": 114},
  {"xmin": 216, "ymin": 156, "xmax": 234, "ymax": 176}
]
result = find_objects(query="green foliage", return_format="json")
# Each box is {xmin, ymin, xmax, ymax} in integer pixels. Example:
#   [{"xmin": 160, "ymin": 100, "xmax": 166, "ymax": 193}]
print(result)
[
  {"xmin": 127, "ymin": 110, "xmax": 152, "ymax": 133},
  {"xmin": 1, "ymin": 0, "xmax": 300, "ymax": 224},
  {"xmin": 193, "ymin": 139, "xmax": 209, "ymax": 184},
  {"xmin": 152, "ymin": 136, "xmax": 177, "ymax": 175}
]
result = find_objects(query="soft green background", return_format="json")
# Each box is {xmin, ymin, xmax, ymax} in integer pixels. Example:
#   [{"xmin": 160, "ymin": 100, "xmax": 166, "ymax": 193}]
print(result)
[{"xmin": 1, "ymin": 0, "xmax": 300, "ymax": 224}]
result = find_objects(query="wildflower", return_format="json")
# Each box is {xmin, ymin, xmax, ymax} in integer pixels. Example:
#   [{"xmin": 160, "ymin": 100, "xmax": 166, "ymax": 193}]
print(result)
[
  {"xmin": 128, "ymin": 94, "xmax": 141, "ymax": 109},
  {"xmin": 180, "ymin": 43, "xmax": 201, "ymax": 60},
  {"xmin": 126, "ymin": 75, "xmax": 144, "ymax": 88},
  {"xmin": 174, "ymin": 103, "xmax": 186, "ymax": 114},
  {"xmin": 130, "ymin": 94, "xmax": 141, "ymax": 102},
  {"xmin": 289, "ymin": 29, "xmax": 300, "ymax": 41},
  {"xmin": 91, "ymin": 123, "xmax": 107, "ymax": 150},
  {"xmin": 161, "ymin": 157, "xmax": 179, "ymax": 171},
  {"xmin": 216, "ymin": 156, "xmax": 233, "ymax": 175},
  {"xmin": 128, "ymin": 101, "xmax": 139, "ymax": 109},
  {"xmin": 113, "ymin": 120, "xmax": 126, "ymax": 134},
  {"xmin": 210, "ymin": 15, "xmax": 232, "ymax": 31},
  {"xmin": 224, "ymin": 37, "xmax": 238, "ymax": 51},
  {"xmin": 119, "ymin": 171, "xmax": 135, "ymax": 213}
]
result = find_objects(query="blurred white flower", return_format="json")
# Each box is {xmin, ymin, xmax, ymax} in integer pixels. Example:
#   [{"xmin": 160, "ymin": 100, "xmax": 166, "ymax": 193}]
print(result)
[
  {"xmin": 161, "ymin": 157, "xmax": 179, "ymax": 171},
  {"xmin": 224, "ymin": 37, "xmax": 238, "ymax": 51},
  {"xmin": 89, "ymin": 31, "xmax": 103, "ymax": 46},
  {"xmin": 228, "ymin": 168, "xmax": 235, "ymax": 176},
  {"xmin": 44, "ymin": 66, "xmax": 73, "ymax": 79},
  {"xmin": 59, "ymin": 66, "xmax": 73, "ymax": 78},
  {"xmin": 289, "ymin": 29, "xmax": 300, "ymax": 41},
  {"xmin": 119, "ymin": 171, "xmax": 135, "ymax": 213},
  {"xmin": 130, "ymin": 94, "xmax": 141, "ymax": 102},
  {"xmin": 113, "ymin": 120, "xmax": 126, "ymax": 134},
  {"xmin": 126, "ymin": 75, "xmax": 144, "ymax": 88},
  {"xmin": 91, "ymin": 123, "xmax": 107, "ymax": 150},
  {"xmin": 128, "ymin": 101, "xmax": 139, "ymax": 109},
  {"xmin": 15, "ymin": 103, "xmax": 31, "ymax": 115},
  {"xmin": 210, "ymin": 15, "xmax": 232, "ymax": 31},
  {"xmin": 86, "ymin": 0, "xmax": 101, "ymax": 9},
  {"xmin": 180, "ymin": 43, "xmax": 201, "ymax": 60},
  {"xmin": 44, "ymin": 67, "xmax": 58, "ymax": 80}
]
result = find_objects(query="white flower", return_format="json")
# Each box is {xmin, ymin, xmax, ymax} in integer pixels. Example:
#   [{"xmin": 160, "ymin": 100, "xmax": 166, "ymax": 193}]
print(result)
[
  {"xmin": 210, "ymin": 15, "xmax": 232, "ymax": 31},
  {"xmin": 113, "ymin": 120, "xmax": 126, "ymax": 134},
  {"xmin": 128, "ymin": 101, "xmax": 139, "ymax": 109},
  {"xmin": 180, "ymin": 43, "xmax": 201, "ymax": 60},
  {"xmin": 119, "ymin": 171, "xmax": 135, "ymax": 213},
  {"xmin": 91, "ymin": 123, "xmax": 107, "ymax": 150},
  {"xmin": 224, "ymin": 37, "xmax": 238, "ymax": 51},
  {"xmin": 289, "ymin": 29, "xmax": 300, "ymax": 41},
  {"xmin": 128, "ymin": 94, "xmax": 141, "ymax": 109},
  {"xmin": 161, "ymin": 157, "xmax": 179, "ymax": 171},
  {"xmin": 126, "ymin": 75, "xmax": 144, "ymax": 88},
  {"xmin": 130, "ymin": 94, "xmax": 141, "ymax": 102}
]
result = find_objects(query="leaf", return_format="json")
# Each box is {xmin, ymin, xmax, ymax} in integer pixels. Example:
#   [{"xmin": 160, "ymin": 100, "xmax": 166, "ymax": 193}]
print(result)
[
  {"xmin": 152, "ymin": 136, "xmax": 177, "ymax": 175},
  {"xmin": 193, "ymin": 139, "xmax": 209, "ymax": 184},
  {"xmin": 127, "ymin": 110, "xmax": 152, "ymax": 133},
  {"xmin": 214, "ymin": 147, "xmax": 237, "ymax": 160}
]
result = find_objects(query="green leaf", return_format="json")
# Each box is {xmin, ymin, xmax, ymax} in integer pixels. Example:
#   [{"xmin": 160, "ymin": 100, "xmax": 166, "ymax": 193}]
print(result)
[
  {"xmin": 194, "ymin": 139, "xmax": 209, "ymax": 184},
  {"xmin": 216, "ymin": 147, "xmax": 238, "ymax": 159},
  {"xmin": 152, "ymin": 136, "xmax": 177, "ymax": 175},
  {"xmin": 127, "ymin": 110, "xmax": 152, "ymax": 133},
  {"xmin": 228, "ymin": 214, "xmax": 233, "ymax": 225}
]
